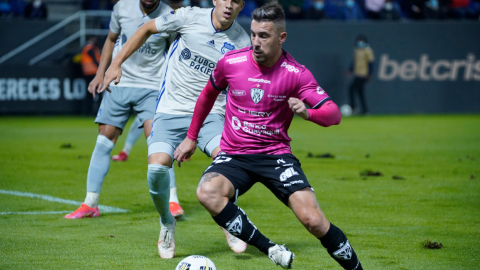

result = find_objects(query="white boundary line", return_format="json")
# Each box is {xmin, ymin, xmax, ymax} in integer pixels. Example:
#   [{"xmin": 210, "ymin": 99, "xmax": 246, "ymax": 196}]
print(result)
[{"xmin": 0, "ymin": 189, "xmax": 129, "ymax": 214}]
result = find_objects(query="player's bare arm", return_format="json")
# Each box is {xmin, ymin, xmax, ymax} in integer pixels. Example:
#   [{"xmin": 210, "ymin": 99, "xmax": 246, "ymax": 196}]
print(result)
[
  {"xmin": 100, "ymin": 20, "xmax": 159, "ymax": 93},
  {"xmin": 88, "ymin": 30, "xmax": 119, "ymax": 97},
  {"xmin": 288, "ymin": 97, "xmax": 309, "ymax": 119}
]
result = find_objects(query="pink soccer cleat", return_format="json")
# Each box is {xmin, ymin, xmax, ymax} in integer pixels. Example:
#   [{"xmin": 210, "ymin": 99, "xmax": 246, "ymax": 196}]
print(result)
[
  {"xmin": 169, "ymin": 202, "xmax": 184, "ymax": 220},
  {"xmin": 222, "ymin": 227, "xmax": 247, "ymax": 253},
  {"xmin": 112, "ymin": 151, "xmax": 128, "ymax": 161},
  {"xmin": 64, "ymin": 204, "xmax": 100, "ymax": 219}
]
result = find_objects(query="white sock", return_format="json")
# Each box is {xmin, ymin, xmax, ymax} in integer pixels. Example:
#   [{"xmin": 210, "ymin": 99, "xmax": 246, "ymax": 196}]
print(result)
[
  {"xmin": 169, "ymin": 187, "xmax": 179, "ymax": 204},
  {"xmin": 123, "ymin": 142, "xmax": 133, "ymax": 155},
  {"xmin": 84, "ymin": 192, "xmax": 100, "ymax": 208}
]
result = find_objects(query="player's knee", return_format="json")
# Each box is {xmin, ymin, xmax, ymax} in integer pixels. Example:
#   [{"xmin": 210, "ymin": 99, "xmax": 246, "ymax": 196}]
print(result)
[
  {"xmin": 147, "ymin": 152, "xmax": 172, "ymax": 167},
  {"xmin": 301, "ymin": 213, "xmax": 329, "ymax": 236},
  {"xmin": 196, "ymin": 181, "xmax": 222, "ymax": 207},
  {"xmin": 147, "ymin": 164, "xmax": 170, "ymax": 191}
]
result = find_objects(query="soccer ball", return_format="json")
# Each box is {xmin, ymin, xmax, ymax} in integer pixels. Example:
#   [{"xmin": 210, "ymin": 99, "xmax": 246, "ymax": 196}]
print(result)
[
  {"xmin": 175, "ymin": 255, "xmax": 217, "ymax": 270},
  {"xmin": 340, "ymin": 104, "xmax": 352, "ymax": 117}
]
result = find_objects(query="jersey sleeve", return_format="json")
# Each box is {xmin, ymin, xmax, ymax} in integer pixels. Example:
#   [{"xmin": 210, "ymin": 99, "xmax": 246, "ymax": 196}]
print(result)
[
  {"xmin": 209, "ymin": 53, "xmax": 228, "ymax": 91},
  {"xmin": 155, "ymin": 7, "xmax": 192, "ymax": 34},
  {"xmin": 298, "ymin": 68, "xmax": 331, "ymax": 109},
  {"xmin": 109, "ymin": 4, "xmax": 121, "ymax": 34}
]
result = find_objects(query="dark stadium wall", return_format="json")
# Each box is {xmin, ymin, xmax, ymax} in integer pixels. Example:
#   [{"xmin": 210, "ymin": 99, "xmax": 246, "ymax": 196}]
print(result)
[{"xmin": 0, "ymin": 21, "xmax": 479, "ymax": 114}]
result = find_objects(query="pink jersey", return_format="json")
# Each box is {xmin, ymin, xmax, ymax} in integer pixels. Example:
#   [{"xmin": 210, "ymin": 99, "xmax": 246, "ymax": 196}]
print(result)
[{"xmin": 211, "ymin": 47, "xmax": 331, "ymax": 155}]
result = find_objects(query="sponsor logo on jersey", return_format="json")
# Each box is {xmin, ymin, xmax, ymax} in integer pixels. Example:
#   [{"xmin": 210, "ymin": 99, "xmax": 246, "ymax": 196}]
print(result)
[
  {"xmin": 238, "ymin": 108, "xmax": 272, "ymax": 117},
  {"xmin": 248, "ymin": 78, "xmax": 271, "ymax": 84},
  {"xmin": 137, "ymin": 42, "xmax": 158, "ymax": 55},
  {"xmin": 170, "ymin": 10, "xmax": 176, "ymax": 14},
  {"xmin": 226, "ymin": 215, "xmax": 242, "ymax": 236},
  {"xmin": 317, "ymin": 86, "xmax": 325, "ymax": 95},
  {"xmin": 213, "ymin": 156, "xmax": 232, "ymax": 164},
  {"xmin": 179, "ymin": 48, "xmax": 191, "ymax": 61},
  {"xmin": 277, "ymin": 159, "xmax": 286, "ymax": 164},
  {"xmin": 281, "ymin": 62, "xmax": 300, "ymax": 73},
  {"xmin": 221, "ymin": 42, "xmax": 235, "ymax": 54},
  {"xmin": 226, "ymin": 55, "xmax": 246, "ymax": 64},
  {"xmin": 333, "ymin": 241, "xmax": 353, "ymax": 260},
  {"xmin": 232, "ymin": 116, "xmax": 241, "ymax": 130},
  {"xmin": 206, "ymin": 40, "xmax": 215, "ymax": 47},
  {"xmin": 230, "ymin": 89, "xmax": 246, "ymax": 96},
  {"xmin": 122, "ymin": 34, "xmax": 127, "ymax": 45},
  {"xmin": 267, "ymin": 94, "xmax": 286, "ymax": 102},
  {"xmin": 250, "ymin": 88, "xmax": 264, "ymax": 104},
  {"xmin": 283, "ymin": 180, "xmax": 304, "ymax": 187},
  {"xmin": 161, "ymin": 14, "xmax": 168, "ymax": 22},
  {"xmin": 180, "ymin": 48, "xmax": 217, "ymax": 75}
]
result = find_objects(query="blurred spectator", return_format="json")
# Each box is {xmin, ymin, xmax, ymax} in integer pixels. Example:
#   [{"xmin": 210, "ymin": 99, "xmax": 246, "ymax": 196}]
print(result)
[
  {"xmin": 81, "ymin": 36, "xmax": 102, "ymax": 115},
  {"xmin": 24, "ymin": 0, "xmax": 47, "ymax": 18},
  {"xmin": 10, "ymin": 0, "xmax": 25, "ymax": 15},
  {"xmin": 338, "ymin": 0, "xmax": 365, "ymax": 20},
  {"xmin": 449, "ymin": 0, "xmax": 472, "ymax": 18},
  {"xmin": 365, "ymin": 0, "xmax": 385, "ymax": 18},
  {"xmin": 346, "ymin": 35, "xmax": 374, "ymax": 115},
  {"xmin": 423, "ymin": 0, "xmax": 447, "ymax": 18},
  {"xmin": 190, "ymin": 0, "xmax": 211, "ymax": 7},
  {"xmin": 279, "ymin": 0, "xmax": 305, "ymax": 19},
  {"xmin": 0, "ymin": 0, "xmax": 12, "ymax": 17},
  {"xmin": 306, "ymin": 0, "xmax": 329, "ymax": 19},
  {"xmin": 401, "ymin": 0, "xmax": 425, "ymax": 18},
  {"xmin": 379, "ymin": 0, "xmax": 401, "ymax": 19}
]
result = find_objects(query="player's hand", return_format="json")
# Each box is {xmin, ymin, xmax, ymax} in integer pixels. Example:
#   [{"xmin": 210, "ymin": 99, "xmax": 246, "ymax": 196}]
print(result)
[
  {"xmin": 288, "ymin": 97, "xmax": 309, "ymax": 120},
  {"xmin": 100, "ymin": 65, "xmax": 122, "ymax": 93},
  {"xmin": 174, "ymin": 137, "xmax": 197, "ymax": 167},
  {"xmin": 87, "ymin": 74, "xmax": 104, "ymax": 98}
]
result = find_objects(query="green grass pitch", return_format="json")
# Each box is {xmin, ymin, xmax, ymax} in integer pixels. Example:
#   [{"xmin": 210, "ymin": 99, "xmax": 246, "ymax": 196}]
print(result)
[{"xmin": 0, "ymin": 115, "xmax": 479, "ymax": 269}]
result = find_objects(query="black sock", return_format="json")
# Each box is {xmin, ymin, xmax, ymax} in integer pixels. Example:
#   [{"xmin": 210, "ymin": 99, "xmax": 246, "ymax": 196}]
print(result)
[
  {"xmin": 319, "ymin": 223, "xmax": 362, "ymax": 270},
  {"xmin": 213, "ymin": 201, "xmax": 275, "ymax": 255}
]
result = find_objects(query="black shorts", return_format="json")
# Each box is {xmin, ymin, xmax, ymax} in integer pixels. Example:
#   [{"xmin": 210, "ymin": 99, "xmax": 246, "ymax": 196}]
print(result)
[{"xmin": 202, "ymin": 153, "xmax": 312, "ymax": 206}]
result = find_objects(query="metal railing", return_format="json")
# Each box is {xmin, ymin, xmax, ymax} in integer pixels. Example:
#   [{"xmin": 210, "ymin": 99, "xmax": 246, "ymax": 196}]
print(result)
[{"xmin": 0, "ymin": 10, "xmax": 111, "ymax": 66}]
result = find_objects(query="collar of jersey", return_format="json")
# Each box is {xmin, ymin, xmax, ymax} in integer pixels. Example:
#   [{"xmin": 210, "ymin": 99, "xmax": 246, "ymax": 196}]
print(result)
[
  {"xmin": 138, "ymin": 0, "xmax": 161, "ymax": 18},
  {"xmin": 210, "ymin": 8, "xmax": 234, "ymax": 34}
]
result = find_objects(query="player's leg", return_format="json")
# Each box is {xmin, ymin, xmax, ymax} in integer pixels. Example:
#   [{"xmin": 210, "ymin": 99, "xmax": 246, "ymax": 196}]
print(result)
[
  {"xmin": 196, "ymin": 114, "xmax": 246, "ymax": 253},
  {"xmin": 357, "ymin": 78, "xmax": 368, "ymax": 115},
  {"xmin": 288, "ymin": 188, "xmax": 362, "ymax": 269},
  {"xmin": 65, "ymin": 87, "xmax": 130, "ymax": 219},
  {"xmin": 112, "ymin": 115, "xmax": 143, "ymax": 161},
  {"xmin": 146, "ymin": 113, "xmax": 191, "ymax": 259},
  {"xmin": 348, "ymin": 79, "xmax": 357, "ymax": 113}
]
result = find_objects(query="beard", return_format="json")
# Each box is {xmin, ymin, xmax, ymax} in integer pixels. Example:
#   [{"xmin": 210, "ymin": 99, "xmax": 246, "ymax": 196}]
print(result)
[{"xmin": 140, "ymin": 0, "xmax": 158, "ymax": 10}]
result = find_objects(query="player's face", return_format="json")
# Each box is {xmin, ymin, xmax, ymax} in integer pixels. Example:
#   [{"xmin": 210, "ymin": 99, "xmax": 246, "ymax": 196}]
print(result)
[
  {"xmin": 140, "ymin": 0, "xmax": 159, "ymax": 11},
  {"xmin": 250, "ymin": 20, "xmax": 287, "ymax": 66},
  {"xmin": 212, "ymin": 0, "xmax": 244, "ymax": 29}
]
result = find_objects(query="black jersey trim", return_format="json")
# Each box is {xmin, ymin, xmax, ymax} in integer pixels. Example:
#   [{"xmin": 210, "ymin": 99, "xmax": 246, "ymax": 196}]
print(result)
[
  {"xmin": 210, "ymin": 75, "xmax": 226, "ymax": 91},
  {"xmin": 312, "ymin": 97, "xmax": 331, "ymax": 109},
  {"xmin": 282, "ymin": 50, "xmax": 304, "ymax": 69},
  {"xmin": 226, "ymin": 46, "xmax": 252, "ymax": 57}
]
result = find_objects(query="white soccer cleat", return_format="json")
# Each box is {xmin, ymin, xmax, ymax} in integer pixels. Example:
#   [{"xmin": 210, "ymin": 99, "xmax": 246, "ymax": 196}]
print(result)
[
  {"xmin": 158, "ymin": 221, "xmax": 176, "ymax": 259},
  {"xmin": 268, "ymin": 244, "xmax": 294, "ymax": 269},
  {"xmin": 221, "ymin": 227, "xmax": 247, "ymax": 253}
]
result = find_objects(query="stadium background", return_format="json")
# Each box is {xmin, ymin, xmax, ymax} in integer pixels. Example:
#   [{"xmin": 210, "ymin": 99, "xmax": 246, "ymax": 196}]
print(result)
[{"xmin": 1, "ymin": 0, "xmax": 479, "ymax": 269}]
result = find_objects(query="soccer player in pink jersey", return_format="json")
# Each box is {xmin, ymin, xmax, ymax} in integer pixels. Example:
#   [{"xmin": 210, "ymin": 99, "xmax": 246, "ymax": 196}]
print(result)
[{"xmin": 174, "ymin": 3, "xmax": 363, "ymax": 269}]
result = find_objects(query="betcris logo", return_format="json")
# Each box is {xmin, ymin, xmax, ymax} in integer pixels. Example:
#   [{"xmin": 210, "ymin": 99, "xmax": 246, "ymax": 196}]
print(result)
[
  {"xmin": 378, "ymin": 53, "xmax": 480, "ymax": 81},
  {"xmin": 179, "ymin": 48, "xmax": 217, "ymax": 75}
]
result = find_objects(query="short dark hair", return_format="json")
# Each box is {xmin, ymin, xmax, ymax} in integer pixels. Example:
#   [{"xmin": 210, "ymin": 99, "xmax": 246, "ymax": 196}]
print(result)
[{"xmin": 251, "ymin": 2, "xmax": 286, "ymax": 32}]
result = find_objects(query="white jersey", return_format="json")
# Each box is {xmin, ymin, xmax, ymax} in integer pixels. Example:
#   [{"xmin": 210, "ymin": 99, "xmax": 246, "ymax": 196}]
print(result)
[
  {"xmin": 110, "ymin": 0, "xmax": 173, "ymax": 90},
  {"xmin": 154, "ymin": 7, "xmax": 251, "ymax": 115}
]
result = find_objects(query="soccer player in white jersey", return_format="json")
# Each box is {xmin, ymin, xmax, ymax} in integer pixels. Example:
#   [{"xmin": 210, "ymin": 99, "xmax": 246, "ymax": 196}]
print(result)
[
  {"xmin": 100, "ymin": 0, "xmax": 251, "ymax": 259},
  {"xmin": 174, "ymin": 3, "xmax": 363, "ymax": 269},
  {"xmin": 64, "ymin": 0, "xmax": 185, "ymax": 219}
]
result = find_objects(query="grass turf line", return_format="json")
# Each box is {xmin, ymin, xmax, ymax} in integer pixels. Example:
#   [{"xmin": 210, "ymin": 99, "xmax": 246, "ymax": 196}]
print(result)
[{"xmin": 0, "ymin": 115, "xmax": 479, "ymax": 269}]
